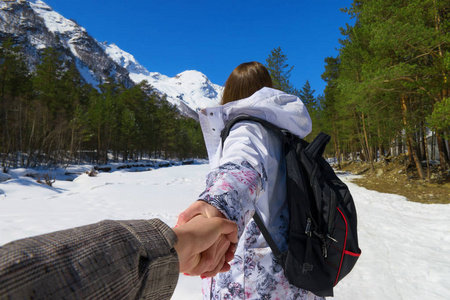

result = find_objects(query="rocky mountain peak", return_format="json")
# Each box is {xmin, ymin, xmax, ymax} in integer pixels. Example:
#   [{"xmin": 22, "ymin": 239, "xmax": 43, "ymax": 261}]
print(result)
[{"xmin": 0, "ymin": 0, "xmax": 222, "ymax": 118}]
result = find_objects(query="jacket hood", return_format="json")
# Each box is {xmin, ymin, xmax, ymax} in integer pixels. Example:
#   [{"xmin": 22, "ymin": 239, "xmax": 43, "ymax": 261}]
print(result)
[
  {"xmin": 221, "ymin": 87, "xmax": 312, "ymax": 138},
  {"xmin": 199, "ymin": 87, "xmax": 312, "ymax": 161}
]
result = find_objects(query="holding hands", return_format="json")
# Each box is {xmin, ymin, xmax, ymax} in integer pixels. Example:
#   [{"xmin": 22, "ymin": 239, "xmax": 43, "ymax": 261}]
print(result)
[{"xmin": 175, "ymin": 201, "xmax": 232, "ymax": 277}]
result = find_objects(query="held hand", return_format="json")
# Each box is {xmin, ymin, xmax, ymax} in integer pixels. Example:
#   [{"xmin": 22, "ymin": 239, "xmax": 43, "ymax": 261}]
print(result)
[
  {"xmin": 172, "ymin": 215, "xmax": 238, "ymax": 276},
  {"xmin": 176, "ymin": 201, "xmax": 236, "ymax": 277},
  {"xmin": 176, "ymin": 201, "xmax": 225, "ymax": 226}
]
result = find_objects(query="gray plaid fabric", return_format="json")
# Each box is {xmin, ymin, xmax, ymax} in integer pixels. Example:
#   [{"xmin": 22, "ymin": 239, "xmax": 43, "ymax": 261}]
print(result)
[{"xmin": 0, "ymin": 219, "xmax": 179, "ymax": 299}]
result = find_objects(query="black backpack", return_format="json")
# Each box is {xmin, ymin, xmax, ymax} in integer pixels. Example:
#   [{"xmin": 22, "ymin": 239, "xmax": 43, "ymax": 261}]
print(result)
[{"xmin": 221, "ymin": 115, "xmax": 361, "ymax": 297}]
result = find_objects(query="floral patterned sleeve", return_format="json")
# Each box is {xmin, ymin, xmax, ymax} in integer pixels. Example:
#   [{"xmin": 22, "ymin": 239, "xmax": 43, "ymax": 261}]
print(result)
[
  {"xmin": 198, "ymin": 122, "xmax": 269, "ymax": 238},
  {"xmin": 198, "ymin": 161, "xmax": 266, "ymax": 237}
]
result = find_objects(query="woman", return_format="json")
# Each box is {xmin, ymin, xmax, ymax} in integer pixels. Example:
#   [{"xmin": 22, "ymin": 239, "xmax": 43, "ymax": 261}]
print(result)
[{"xmin": 178, "ymin": 62, "xmax": 323, "ymax": 299}]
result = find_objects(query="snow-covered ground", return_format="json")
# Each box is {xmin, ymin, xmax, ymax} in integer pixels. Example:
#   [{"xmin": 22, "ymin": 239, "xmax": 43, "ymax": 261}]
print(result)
[{"xmin": 1, "ymin": 164, "xmax": 449, "ymax": 299}]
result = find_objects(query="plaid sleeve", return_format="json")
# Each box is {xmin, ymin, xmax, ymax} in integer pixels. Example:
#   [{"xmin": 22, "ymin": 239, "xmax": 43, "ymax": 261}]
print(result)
[{"xmin": 0, "ymin": 219, "xmax": 179, "ymax": 300}]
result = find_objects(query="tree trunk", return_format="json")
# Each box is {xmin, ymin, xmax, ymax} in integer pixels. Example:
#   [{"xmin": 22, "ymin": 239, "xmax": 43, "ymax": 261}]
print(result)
[
  {"xmin": 401, "ymin": 96, "xmax": 413, "ymax": 163},
  {"xmin": 333, "ymin": 127, "xmax": 341, "ymax": 168},
  {"xmin": 436, "ymin": 131, "xmax": 450, "ymax": 171},
  {"xmin": 27, "ymin": 117, "xmax": 36, "ymax": 167},
  {"xmin": 353, "ymin": 110, "xmax": 366, "ymax": 162},
  {"xmin": 422, "ymin": 124, "xmax": 431, "ymax": 181},
  {"xmin": 362, "ymin": 112, "xmax": 374, "ymax": 172},
  {"xmin": 401, "ymin": 95, "xmax": 425, "ymax": 179},
  {"xmin": 97, "ymin": 123, "xmax": 101, "ymax": 164},
  {"xmin": 433, "ymin": 0, "xmax": 450, "ymax": 170},
  {"xmin": 409, "ymin": 136, "xmax": 426, "ymax": 180},
  {"xmin": 377, "ymin": 125, "xmax": 384, "ymax": 161},
  {"xmin": 419, "ymin": 129, "xmax": 426, "ymax": 161}
]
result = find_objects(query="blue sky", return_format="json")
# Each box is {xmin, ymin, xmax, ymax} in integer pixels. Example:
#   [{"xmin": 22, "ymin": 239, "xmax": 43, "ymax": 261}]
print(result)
[{"xmin": 42, "ymin": 0, "xmax": 355, "ymax": 96}]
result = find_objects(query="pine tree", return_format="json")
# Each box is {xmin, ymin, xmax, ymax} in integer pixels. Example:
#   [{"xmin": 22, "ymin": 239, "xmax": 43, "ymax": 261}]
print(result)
[
  {"xmin": 265, "ymin": 47, "xmax": 295, "ymax": 93},
  {"xmin": 33, "ymin": 47, "xmax": 66, "ymax": 117},
  {"xmin": 0, "ymin": 39, "xmax": 31, "ymax": 168},
  {"xmin": 333, "ymin": 0, "xmax": 450, "ymax": 177},
  {"xmin": 298, "ymin": 80, "xmax": 316, "ymax": 110},
  {"xmin": 320, "ymin": 56, "xmax": 347, "ymax": 164}
]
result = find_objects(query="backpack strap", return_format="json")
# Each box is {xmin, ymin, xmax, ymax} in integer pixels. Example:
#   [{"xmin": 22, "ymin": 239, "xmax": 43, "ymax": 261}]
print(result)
[
  {"xmin": 220, "ymin": 114, "xmax": 285, "ymax": 258},
  {"xmin": 306, "ymin": 132, "xmax": 331, "ymax": 158},
  {"xmin": 253, "ymin": 210, "xmax": 283, "ymax": 257},
  {"xmin": 220, "ymin": 115, "xmax": 286, "ymax": 145}
]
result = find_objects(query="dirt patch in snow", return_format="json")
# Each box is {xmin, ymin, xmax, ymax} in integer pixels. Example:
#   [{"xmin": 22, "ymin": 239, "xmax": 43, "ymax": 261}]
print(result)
[{"xmin": 336, "ymin": 157, "xmax": 450, "ymax": 204}]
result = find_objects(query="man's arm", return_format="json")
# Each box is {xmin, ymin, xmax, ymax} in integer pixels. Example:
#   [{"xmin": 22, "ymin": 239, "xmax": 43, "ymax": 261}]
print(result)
[{"xmin": 0, "ymin": 218, "xmax": 237, "ymax": 300}]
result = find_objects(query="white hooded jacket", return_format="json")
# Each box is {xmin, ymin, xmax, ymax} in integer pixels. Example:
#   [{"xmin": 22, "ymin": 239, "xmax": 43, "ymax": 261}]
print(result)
[{"xmin": 198, "ymin": 88, "xmax": 322, "ymax": 299}]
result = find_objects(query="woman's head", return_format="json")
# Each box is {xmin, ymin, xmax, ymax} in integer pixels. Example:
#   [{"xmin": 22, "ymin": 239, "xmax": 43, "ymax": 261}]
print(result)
[{"xmin": 221, "ymin": 61, "xmax": 273, "ymax": 105}]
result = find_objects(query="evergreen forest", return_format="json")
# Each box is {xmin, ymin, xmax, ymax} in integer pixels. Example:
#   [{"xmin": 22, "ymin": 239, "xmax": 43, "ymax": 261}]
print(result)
[
  {"xmin": 0, "ymin": 42, "xmax": 206, "ymax": 169},
  {"xmin": 267, "ymin": 0, "xmax": 449, "ymax": 181}
]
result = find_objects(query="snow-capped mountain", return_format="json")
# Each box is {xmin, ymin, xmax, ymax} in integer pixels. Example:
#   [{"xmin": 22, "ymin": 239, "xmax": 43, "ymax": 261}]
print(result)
[
  {"xmin": 0, "ymin": 0, "xmax": 222, "ymax": 118},
  {"xmin": 102, "ymin": 43, "xmax": 222, "ymax": 118},
  {"xmin": 0, "ymin": 0, "xmax": 133, "ymax": 88}
]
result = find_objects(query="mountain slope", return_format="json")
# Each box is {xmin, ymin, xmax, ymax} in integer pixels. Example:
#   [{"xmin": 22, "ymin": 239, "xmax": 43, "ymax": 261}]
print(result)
[
  {"xmin": 103, "ymin": 43, "xmax": 222, "ymax": 117},
  {"xmin": 0, "ymin": 0, "xmax": 133, "ymax": 87},
  {"xmin": 0, "ymin": 0, "xmax": 222, "ymax": 117}
]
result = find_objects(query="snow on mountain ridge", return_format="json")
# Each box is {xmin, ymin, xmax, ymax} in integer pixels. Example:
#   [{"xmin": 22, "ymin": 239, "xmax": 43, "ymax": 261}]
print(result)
[
  {"xmin": 29, "ymin": 0, "xmax": 83, "ymax": 35},
  {"xmin": 35, "ymin": 0, "xmax": 222, "ymax": 115},
  {"xmin": 102, "ymin": 43, "xmax": 222, "ymax": 113},
  {"xmin": 2, "ymin": 0, "xmax": 133, "ymax": 88},
  {"xmin": 2, "ymin": 0, "xmax": 222, "ymax": 117},
  {"xmin": 101, "ymin": 43, "xmax": 151, "ymax": 76}
]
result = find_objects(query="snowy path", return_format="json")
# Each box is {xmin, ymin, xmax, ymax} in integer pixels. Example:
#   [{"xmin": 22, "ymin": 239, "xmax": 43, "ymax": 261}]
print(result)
[
  {"xmin": 0, "ymin": 164, "xmax": 449, "ymax": 299},
  {"xmin": 333, "ymin": 180, "xmax": 450, "ymax": 299}
]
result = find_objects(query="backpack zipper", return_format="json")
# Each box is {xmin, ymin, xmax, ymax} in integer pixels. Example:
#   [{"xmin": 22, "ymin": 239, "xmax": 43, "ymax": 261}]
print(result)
[{"xmin": 305, "ymin": 218, "xmax": 312, "ymax": 236}]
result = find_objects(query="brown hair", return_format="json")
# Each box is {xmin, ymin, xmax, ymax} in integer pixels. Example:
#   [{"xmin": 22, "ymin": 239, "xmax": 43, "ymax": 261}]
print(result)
[{"xmin": 221, "ymin": 61, "xmax": 273, "ymax": 105}]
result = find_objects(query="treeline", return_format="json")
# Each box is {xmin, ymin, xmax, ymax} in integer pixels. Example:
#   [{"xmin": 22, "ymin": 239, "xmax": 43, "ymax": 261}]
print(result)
[
  {"xmin": 0, "ymin": 39, "xmax": 206, "ymax": 169},
  {"xmin": 313, "ymin": 0, "xmax": 449, "ymax": 180}
]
